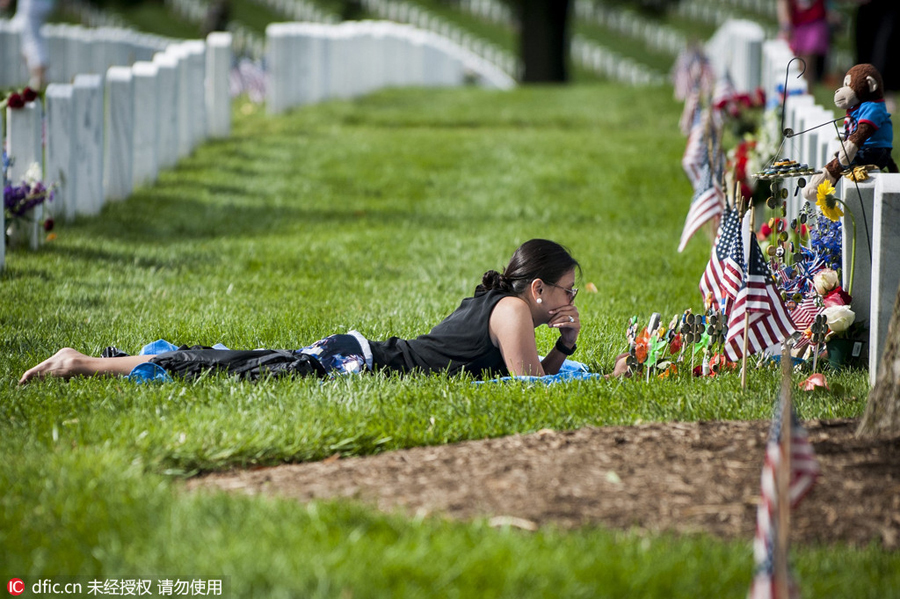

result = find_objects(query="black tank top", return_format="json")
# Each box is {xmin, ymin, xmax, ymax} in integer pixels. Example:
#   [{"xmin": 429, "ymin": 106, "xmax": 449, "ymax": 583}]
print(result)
[{"xmin": 368, "ymin": 289, "xmax": 512, "ymax": 377}]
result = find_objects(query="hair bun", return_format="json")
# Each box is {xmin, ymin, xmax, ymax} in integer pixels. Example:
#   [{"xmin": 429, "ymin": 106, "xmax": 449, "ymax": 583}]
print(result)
[{"xmin": 481, "ymin": 270, "xmax": 502, "ymax": 290}]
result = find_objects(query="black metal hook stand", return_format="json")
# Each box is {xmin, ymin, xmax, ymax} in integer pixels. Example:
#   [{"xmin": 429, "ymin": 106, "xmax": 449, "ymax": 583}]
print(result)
[{"xmin": 780, "ymin": 56, "xmax": 807, "ymax": 138}]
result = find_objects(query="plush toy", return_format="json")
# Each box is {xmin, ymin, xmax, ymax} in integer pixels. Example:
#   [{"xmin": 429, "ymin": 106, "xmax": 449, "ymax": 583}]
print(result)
[{"xmin": 804, "ymin": 63, "xmax": 897, "ymax": 201}]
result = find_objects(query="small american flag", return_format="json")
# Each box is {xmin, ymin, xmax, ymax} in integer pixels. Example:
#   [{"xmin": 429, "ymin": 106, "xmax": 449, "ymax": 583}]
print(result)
[
  {"xmin": 682, "ymin": 106, "xmax": 706, "ymax": 185},
  {"xmin": 789, "ymin": 294, "xmax": 820, "ymax": 332},
  {"xmin": 724, "ymin": 237, "xmax": 795, "ymax": 360},
  {"xmin": 671, "ymin": 45, "xmax": 715, "ymax": 102},
  {"xmin": 748, "ymin": 395, "xmax": 820, "ymax": 599},
  {"xmin": 788, "ymin": 294, "xmax": 822, "ymax": 354},
  {"xmin": 678, "ymin": 127, "xmax": 724, "ymax": 253},
  {"xmin": 680, "ymin": 88, "xmax": 702, "ymax": 136},
  {"xmin": 700, "ymin": 204, "xmax": 744, "ymax": 303}
]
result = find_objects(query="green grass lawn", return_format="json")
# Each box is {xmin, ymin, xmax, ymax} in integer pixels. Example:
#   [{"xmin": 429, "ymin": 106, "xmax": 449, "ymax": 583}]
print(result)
[{"xmin": 1, "ymin": 84, "xmax": 895, "ymax": 597}]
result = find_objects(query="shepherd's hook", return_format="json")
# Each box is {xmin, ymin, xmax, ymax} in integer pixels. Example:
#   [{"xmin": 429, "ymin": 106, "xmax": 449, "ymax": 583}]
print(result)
[{"xmin": 780, "ymin": 57, "xmax": 807, "ymax": 138}]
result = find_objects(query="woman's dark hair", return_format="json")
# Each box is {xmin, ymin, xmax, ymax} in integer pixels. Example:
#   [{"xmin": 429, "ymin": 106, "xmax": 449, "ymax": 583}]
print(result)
[{"xmin": 477, "ymin": 239, "xmax": 580, "ymax": 295}]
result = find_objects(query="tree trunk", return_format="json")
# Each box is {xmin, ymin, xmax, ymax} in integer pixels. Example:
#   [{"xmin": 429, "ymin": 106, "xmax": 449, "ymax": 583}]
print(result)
[
  {"xmin": 858, "ymin": 281, "xmax": 900, "ymax": 437},
  {"xmin": 517, "ymin": 0, "xmax": 571, "ymax": 83}
]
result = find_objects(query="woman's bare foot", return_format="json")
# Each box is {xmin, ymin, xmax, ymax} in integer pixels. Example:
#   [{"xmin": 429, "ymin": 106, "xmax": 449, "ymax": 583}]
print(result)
[{"xmin": 19, "ymin": 348, "xmax": 90, "ymax": 385}]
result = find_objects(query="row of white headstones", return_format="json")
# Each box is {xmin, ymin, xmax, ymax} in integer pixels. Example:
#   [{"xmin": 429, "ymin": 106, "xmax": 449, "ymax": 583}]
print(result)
[
  {"xmin": 710, "ymin": 19, "xmax": 900, "ymax": 385},
  {"xmin": 0, "ymin": 25, "xmax": 233, "ymax": 268},
  {"xmin": 265, "ymin": 19, "xmax": 515, "ymax": 115},
  {"xmin": 2, "ymin": 18, "xmax": 519, "ymax": 269}
]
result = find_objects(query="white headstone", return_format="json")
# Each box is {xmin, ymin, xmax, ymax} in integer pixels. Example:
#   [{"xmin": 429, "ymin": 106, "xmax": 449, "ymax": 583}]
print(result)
[
  {"xmin": 0, "ymin": 20, "xmax": 27, "ymax": 86},
  {"xmin": 206, "ymin": 31, "xmax": 232, "ymax": 138},
  {"xmin": 406, "ymin": 30, "xmax": 427, "ymax": 87},
  {"xmin": 44, "ymin": 84, "xmax": 77, "ymax": 223},
  {"xmin": 5, "ymin": 101, "xmax": 44, "ymax": 249},
  {"xmin": 167, "ymin": 43, "xmax": 194, "ymax": 158},
  {"xmin": 152, "ymin": 52, "xmax": 179, "ymax": 170},
  {"xmin": 265, "ymin": 23, "xmax": 291, "ymax": 114},
  {"xmin": 67, "ymin": 26, "xmax": 94, "ymax": 79},
  {"xmin": 131, "ymin": 61, "xmax": 160, "ymax": 188},
  {"xmin": 72, "ymin": 74, "xmax": 104, "ymax": 216},
  {"xmin": 184, "ymin": 40, "xmax": 208, "ymax": 146},
  {"xmin": 838, "ymin": 176, "xmax": 876, "ymax": 330},
  {"xmin": 311, "ymin": 23, "xmax": 331, "ymax": 103},
  {"xmin": 870, "ymin": 174, "xmax": 900, "ymax": 384},
  {"xmin": 103, "ymin": 66, "xmax": 134, "ymax": 201}
]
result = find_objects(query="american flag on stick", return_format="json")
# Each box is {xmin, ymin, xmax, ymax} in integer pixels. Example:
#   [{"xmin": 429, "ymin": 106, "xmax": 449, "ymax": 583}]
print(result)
[
  {"xmin": 748, "ymin": 390, "xmax": 820, "ymax": 599},
  {"xmin": 678, "ymin": 119, "xmax": 724, "ymax": 253},
  {"xmin": 699, "ymin": 203, "xmax": 744, "ymax": 305},
  {"xmin": 724, "ymin": 237, "xmax": 795, "ymax": 360},
  {"xmin": 681, "ymin": 106, "xmax": 707, "ymax": 186},
  {"xmin": 680, "ymin": 87, "xmax": 702, "ymax": 136}
]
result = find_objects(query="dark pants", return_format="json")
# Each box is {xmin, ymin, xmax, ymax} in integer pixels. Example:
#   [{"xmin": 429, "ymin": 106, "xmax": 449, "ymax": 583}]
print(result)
[
  {"xmin": 854, "ymin": 146, "xmax": 898, "ymax": 173},
  {"xmin": 149, "ymin": 347, "xmax": 327, "ymax": 381}
]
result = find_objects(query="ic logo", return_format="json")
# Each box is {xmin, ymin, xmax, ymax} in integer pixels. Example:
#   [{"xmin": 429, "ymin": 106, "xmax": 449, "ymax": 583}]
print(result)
[{"xmin": 7, "ymin": 579, "xmax": 24, "ymax": 596}]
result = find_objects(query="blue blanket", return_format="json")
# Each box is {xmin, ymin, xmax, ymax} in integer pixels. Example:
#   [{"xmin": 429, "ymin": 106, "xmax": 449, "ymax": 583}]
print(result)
[{"xmin": 475, "ymin": 359, "xmax": 604, "ymax": 384}]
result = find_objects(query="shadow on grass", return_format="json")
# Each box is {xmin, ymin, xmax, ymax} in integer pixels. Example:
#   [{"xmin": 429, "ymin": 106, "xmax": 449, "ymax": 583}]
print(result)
[{"xmin": 67, "ymin": 196, "xmax": 537, "ymax": 247}]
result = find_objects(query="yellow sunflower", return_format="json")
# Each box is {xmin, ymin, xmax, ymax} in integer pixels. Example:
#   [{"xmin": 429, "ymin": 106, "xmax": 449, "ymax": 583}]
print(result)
[{"xmin": 815, "ymin": 181, "xmax": 844, "ymax": 221}]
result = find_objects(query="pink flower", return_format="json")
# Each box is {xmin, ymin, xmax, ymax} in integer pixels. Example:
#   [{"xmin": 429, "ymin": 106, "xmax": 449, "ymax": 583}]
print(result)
[
  {"xmin": 799, "ymin": 373, "xmax": 830, "ymax": 391},
  {"xmin": 822, "ymin": 286, "xmax": 852, "ymax": 308}
]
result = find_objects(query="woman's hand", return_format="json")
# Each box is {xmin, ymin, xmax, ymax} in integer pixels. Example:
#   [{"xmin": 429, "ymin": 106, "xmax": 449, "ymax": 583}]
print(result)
[{"xmin": 548, "ymin": 305, "xmax": 580, "ymax": 348}]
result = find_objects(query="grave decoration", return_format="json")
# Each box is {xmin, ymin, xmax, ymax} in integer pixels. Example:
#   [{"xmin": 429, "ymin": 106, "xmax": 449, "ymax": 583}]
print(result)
[
  {"xmin": 803, "ymin": 63, "xmax": 897, "ymax": 203},
  {"xmin": 622, "ymin": 308, "xmax": 737, "ymax": 379},
  {"xmin": 713, "ymin": 80, "xmax": 765, "ymax": 137},
  {"xmin": 3, "ymin": 152, "xmax": 56, "ymax": 249},
  {"xmin": 0, "ymin": 86, "xmax": 40, "ymax": 111},
  {"xmin": 668, "ymin": 51, "xmax": 883, "ymax": 381}
]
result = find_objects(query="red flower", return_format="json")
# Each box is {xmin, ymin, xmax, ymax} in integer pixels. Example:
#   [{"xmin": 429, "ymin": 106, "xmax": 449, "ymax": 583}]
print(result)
[
  {"xmin": 7, "ymin": 93, "xmax": 24, "ymax": 109},
  {"xmin": 668, "ymin": 333, "xmax": 682, "ymax": 355},
  {"xmin": 43, "ymin": 217, "xmax": 54, "ymax": 232},
  {"xmin": 822, "ymin": 286, "xmax": 852, "ymax": 308},
  {"xmin": 22, "ymin": 87, "xmax": 37, "ymax": 102},
  {"xmin": 753, "ymin": 87, "xmax": 766, "ymax": 107}
]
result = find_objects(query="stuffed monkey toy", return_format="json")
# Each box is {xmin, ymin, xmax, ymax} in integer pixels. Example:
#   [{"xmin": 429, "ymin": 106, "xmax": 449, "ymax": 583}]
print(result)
[{"xmin": 804, "ymin": 63, "xmax": 897, "ymax": 201}]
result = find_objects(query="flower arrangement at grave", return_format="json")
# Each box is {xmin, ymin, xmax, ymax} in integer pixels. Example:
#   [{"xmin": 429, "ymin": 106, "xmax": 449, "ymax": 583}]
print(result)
[
  {"xmin": 670, "ymin": 48, "xmax": 875, "ymax": 380},
  {"xmin": 3, "ymin": 152, "xmax": 56, "ymax": 248},
  {"xmin": 0, "ymin": 86, "xmax": 40, "ymax": 111},
  {"xmin": 727, "ymin": 136, "xmax": 760, "ymax": 205},
  {"xmin": 715, "ymin": 86, "xmax": 766, "ymax": 137}
]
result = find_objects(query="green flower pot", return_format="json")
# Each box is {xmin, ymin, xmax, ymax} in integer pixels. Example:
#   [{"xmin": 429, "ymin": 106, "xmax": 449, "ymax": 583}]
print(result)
[{"xmin": 826, "ymin": 338, "xmax": 855, "ymax": 370}]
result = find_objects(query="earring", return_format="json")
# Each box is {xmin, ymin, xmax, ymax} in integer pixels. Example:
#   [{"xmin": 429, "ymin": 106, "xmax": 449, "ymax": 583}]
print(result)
[{"xmin": 536, "ymin": 298, "xmax": 543, "ymax": 304}]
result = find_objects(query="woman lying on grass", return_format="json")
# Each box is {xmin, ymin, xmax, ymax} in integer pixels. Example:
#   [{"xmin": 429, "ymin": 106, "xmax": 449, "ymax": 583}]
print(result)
[{"xmin": 20, "ymin": 239, "xmax": 590, "ymax": 384}]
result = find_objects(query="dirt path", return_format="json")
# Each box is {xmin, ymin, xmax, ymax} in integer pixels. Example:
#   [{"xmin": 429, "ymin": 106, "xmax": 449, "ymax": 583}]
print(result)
[{"xmin": 188, "ymin": 419, "xmax": 900, "ymax": 548}]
